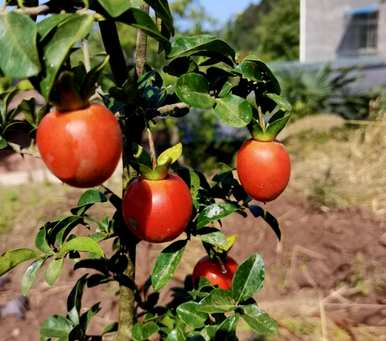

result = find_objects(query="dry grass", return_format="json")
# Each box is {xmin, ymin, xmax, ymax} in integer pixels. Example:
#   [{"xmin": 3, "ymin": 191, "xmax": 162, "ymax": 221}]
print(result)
[{"xmin": 285, "ymin": 109, "xmax": 386, "ymax": 216}]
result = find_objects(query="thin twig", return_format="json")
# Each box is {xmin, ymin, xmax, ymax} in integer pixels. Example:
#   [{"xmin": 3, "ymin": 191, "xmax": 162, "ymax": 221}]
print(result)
[
  {"xmin": 15, "ymin": 5, "xmax": 49, "ymax": 16},
  {"xmin": 135, "ymin": 4, "xmax": 150, "ymax": 77},
  {"xmin": 81, "ymin": 40, "xmax": 91, "ymax": 72},
  {"xmin": 146, "ymin": 128, "xmax": 157, "ymax": 168},
  {"xmin": 157, "ymin": 102, "xmax": 189, "ymax": 114}
]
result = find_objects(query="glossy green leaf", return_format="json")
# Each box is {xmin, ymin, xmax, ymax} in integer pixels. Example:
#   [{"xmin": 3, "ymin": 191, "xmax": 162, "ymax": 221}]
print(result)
[
  {"xmin": 132, "ymin": 321, "xmax": 159, "ymax": 341},
  {"xmin": 37, "ymin": 14, "xmax": 72, "ymax": 41},
  {"xmin": 45, "ymin": 258, "xmax": 64, "ymax": 286},
  {"xmin": 40, "ymin": 15, "xmax": 94, "ymax": 99},
  {"xmin": 176, "ymin": 73, "xmax": 215, "ymax": 109},
  {"xmin": 59, "ymin": 237, "xmax": 104, "ymax": 258},
  {"xmin": 266, "ymin": 93, "xmax": 292, "ymax": 112},
  {"xmin": 0, "ymin": 248, "xmax": 40, "ymax": 276},
  {"xmin": 249, "ymin": 205, "xmax": 281, "ymax": 241},
  {"xmin": 197, "ymin": 228, "xmax": 230, "ymax": 251},
  {"xmin": 21, "ymin": 258, "xmax": 45, "ymax": 296},
  {"xmin": 237, "ymin": 58, "xmax": 280, "ymax": 94},
  {"xmin": 166, "ymin": 328, "xmax": 185, "ymax": 341},
  {"xmin": 35, "ymin": 225, "xmax": 52, "ymax": 253},
  {"xmin": 168, "ymin": 35, "xmax": 235, "ymax": 61},
  {"xmin": 176, "ymin": 302, "xmax": 207, "ymax": 329},
  {"xmin": 198, "ymin": 288, "xmax": 236, "ymax": 313},
  {"xmin": 67, "ymin": 275, "xmax": 87, "ymax": 314},
  {"xmin": 216, "ymin": 315, "xmax": 239, "ymax": 334},
  {"xmin": 98, "ymin": 0, "xmax": 131, "ymax": 17},
  {"xmin": 50, "ymin": 216, "xmax": 84, "ymax": 246},
  {"xmin": 157, "ymin": 143, "xmax": 182, "ymax": 166},
  {"xmin": 40, "ymin": 315, "xmax": 73, "ymax": 338},
  {"xmin": 71, "ymin": 190, "xmax": 107, "ymax": 215},
  {"xmin": 144, "ymin": 0, "xmax": 174, "ymax": 37},
  {"xmin": 0, "ymin": 136, "xmax": 8, "ymax": 149},
  {"xmin": 196, "ymin": 202, "xmax": 239, "ymax": 228},
  {"xmin": 241, "ymin": 304, "xmax": 277, "ymax": 335},
  {"xmin": 102, "ymin": 322, "xmax": 118, "ymax": 335},
  {"xmin": 232, "ymin": 254, "xmax": 265, "ymax": 303},
  {"xmin": 214, "ymin": 95, "xmax": 253, "ymax": 128},
  {"xmin": 0, "ymin": 12, "xmax": 41, "ymax": 78},
  {"xmin": 266, "ymin": 113, "xmax": 291, "ymax": 138},
  {"xmin": 116, "ymin": 8, "xmax": 170, "ymax": 51},
  {"xmin": 151, "ymin": 240, "xmax": 187, "ymax": 291}
]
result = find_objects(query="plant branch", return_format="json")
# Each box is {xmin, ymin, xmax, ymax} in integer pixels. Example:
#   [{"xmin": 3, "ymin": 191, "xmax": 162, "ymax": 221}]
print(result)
[
  {"xmin": 146, "ymin": 128, "xmax": 157, "ymax": 168},
  {"xmin": 16, "ymin": 5, "xmax": 49, "ymax": 16},
  {"xmin": 157, "ymin": 102, "xmax": 190, "ymax": 114},
  {"xmin": 135, "ymin": 4, "xmax": 150, "ymax": 77}
]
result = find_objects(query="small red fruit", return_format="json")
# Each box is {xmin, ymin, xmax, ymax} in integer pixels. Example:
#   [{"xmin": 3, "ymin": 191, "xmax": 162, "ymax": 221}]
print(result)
[
  {"xmin": 122, "ymin": 174, "xmax": 192, "ymax": 243},
  {"xmin": 192, "ymin": 256, "xmax": 238, "ymax": 290},
  {"xmin": 36, "ymin": 103, "xmax": 122, "ymax": 188},
  {"xmin": 236, "ymin": 139, "xmax": 290, "ymax": 202}
]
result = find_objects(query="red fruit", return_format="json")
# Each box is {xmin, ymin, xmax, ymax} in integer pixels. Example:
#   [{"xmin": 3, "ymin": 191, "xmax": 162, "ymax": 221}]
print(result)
[
  {"xmin": 36, "ymin": 103, "xmax": 122, "ymax": 188},
  {"xmin": 236, "ymin": 139, "xmax": 290, "ymax": 202},
  {"xmin": 192, "ymin": 256, "xmax": 238, "ymax": 290},
  {"xmin": 122, "ymin": 174, "xmax": 192, "ymax": 243}
]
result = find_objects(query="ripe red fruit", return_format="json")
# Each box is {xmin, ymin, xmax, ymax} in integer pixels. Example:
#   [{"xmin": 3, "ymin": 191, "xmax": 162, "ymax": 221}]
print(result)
[
  {"xmin": 122, "ymin": 174, "xmax": 192, "ymax": 243},
  {"xmin": 236, "ymin": 139, "xmax": 290, "ymax": 202},
  {"xmin": 36, "ymin": 103, "xmax": 122, "ymax": 188},
  {"xmin": 192, "ymin": 256, "xmax": 238, "ymax": 290}
]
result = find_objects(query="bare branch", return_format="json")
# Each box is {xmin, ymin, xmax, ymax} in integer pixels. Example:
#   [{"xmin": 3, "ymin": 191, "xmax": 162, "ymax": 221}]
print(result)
[
  {"xmin": 157, "ymin": 102, "xmax": 190, "ymax": 114},
  {"xmin": 16, "ymin": 5, "xmax": 49, "ymax": 16},
  {"xmin": 135, "ymin": 4, "xmax": 150, "ymax": 77}
]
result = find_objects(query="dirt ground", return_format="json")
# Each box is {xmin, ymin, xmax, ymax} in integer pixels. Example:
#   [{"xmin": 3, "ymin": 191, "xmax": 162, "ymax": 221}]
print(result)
[{"xmin": 0, "ymin": 183, "xmax": 385, "ymax": 340}]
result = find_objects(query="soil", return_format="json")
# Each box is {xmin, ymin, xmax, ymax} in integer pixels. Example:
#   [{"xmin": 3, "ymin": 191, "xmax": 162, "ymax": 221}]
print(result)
[{"xmin": 0, "ymin": 188, "xmax": 385, "ymax": 340}]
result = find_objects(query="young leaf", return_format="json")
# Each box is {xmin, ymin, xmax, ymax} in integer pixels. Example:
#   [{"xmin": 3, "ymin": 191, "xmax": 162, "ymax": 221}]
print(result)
[
  {"xmin": 67, "ymin": 275, "xmax": 88, "ymax": 314},
  {"xmin": 0, "ymin": 248, "xmax": 40, "ymax": 276},
  {"xmin": 0, "ymin": 12, "xmax": 41, "ymax": 78},
  {"xmin": 266, "ymin": 113, "xmax": 291, "ymax": 138},
  {"xmin": 35, "ymin": 226, "xmax": 52, "ymax": 253},
  {"xmin": 175, "ymin": 73, "xmax": 215, "ymax": 109},
  {"xmin": 214, "ymin": 94, "xmax": 253, "ymax": 128},
  {"xmin": 165, "ymin": 328, "xmax": 185, "ymax": 341},
  {"xmin": 196, "ymin": 203, "xmax": 239, "ymax": 229},
  {"xmin": 74, "ymin": 189, "xmax": 107, "ymax": 209},
  {"xmin": 21, "ymin": 258, "xmax": 45, "ymax": 296},
  {"xmin": 157, "ymin": 143, "xmax": 182, "ymax": 166},
  {"xmin": 176, "ymin": 302, "xmax": 207, "ymax": 329},
  {"xmin": 40, "ymin": 315, "xmax": 73, "ymax": 338},
  {"xmin": 196, "ymin": 228, "xmax": 233, "ymax": 252},
  {"xmin": 198, "ymin": 288, "xmax": 236, "ymax": 313},
  {"xmin": 40, "ymin": 15, "xmax": 94, "ymax": 98},
  {"xmin": 266, "ymin": 93, "xmax": 292, "ymax": 112},
  {"xmin": 232, "ymin": 254, "xmax": 265, "ymax": 303},
  {"xmin": 144, "ymin": 0, "xmax": 174, "ymax": 37},
  {"xmin": 241, "ymin": 304, "xmax": 277, "ymax": 336},
  {"xmin": 151, "ymin": 240, "xmax": 187, "ymax": 291},
  {"xmin": 45, "ymin": 258, "xmax": 64, "ymax": 286},
  {"xmin": 58, "ymin": 237, "xmax": 104, "ymax": 258}
]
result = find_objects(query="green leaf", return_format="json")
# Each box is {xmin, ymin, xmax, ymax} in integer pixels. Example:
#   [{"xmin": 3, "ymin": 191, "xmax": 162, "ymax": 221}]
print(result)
[
  {"xmin": 50, "ymin": 216, "xmax": 84, "ymax": 246},
  {"xmin": 98, "ymin": 0, "xmax": 131, "ymax": 17},
  {"xmin": 232, "ymin": 254, "xmax": 265, "ymax": 303},
  {"xmin": 37, "ymin": 14, "xmax": 72, "ymax": 41},
  {"xmin": 45, "ymin": 258, "xmax": 64, "ymax": 286},
  {"xmin": 102, "ymin": 322, "xmax": 118, "ymax": 335},
  {"xmin": 166, "ymin": 328, "xmax": 185, "ymax": 341},
  {"xmin": 77, "ymin": 189, "xmax": 107, "ymax": 207},
  {"xmin": 196, "ymin": 203, "xmax": 239, "ymax": 229},
  {"xmin": 198, "ymin": 288, "xmax": 236, "ymax": 313},
  {"xmin": 266, "ymin": 93, "xmax": 292, "ymax": 112},
  {"xmin": 0, "ymin": 248, "xmax": 40, "ymax": 276},
  {"xmin": 241, "ymin": 304, "xmax": 277, "ymax": 336},
  {"xmin": 67, "ymin": 275, "xmax": 87, "ymax": 314},
  {"xmin": 249, "ymin": 205, "xmax": 281, "ymax": 241},
  {"xmin": 0, "ymin": 136, "xmax": 8, "ymax": 149},
  {"xmin": 237, "ymin": 58, "xmax": 280, "ymax": 94},
  {"xmin": 132, "ymin": 321, "xmax": 159, "ymax": 341},
  {"xmin": 216, "ymin": 315, "xmax": 239, "ymax": 334},
  {"xmin": 175, "ymin": 73, "xmax": 215, "ymax": 109},
  {"xmin": 116, "ymin": 8, "xmax": 170, "ymax": 51},
  {"xmin": 144, "ymin": 0, "xmax": 174, "ymax": 37},
  {"xmin": 58, "ymin": 237, "xmax": 104, "ymax": 258},
  {"xmin": 35, "ymin": 225, "xmax": 52, "ymax": 253},
  {"xmin": 157, "ymin": 143, "xmax": 182, "ymax": 166},
  {"xmin": 21, "ymin": 258, "xmax": 45, "ymax": 296},
  {"xmin": 168, "ymin": 35, "xmax": 235, "ymax": 61},
  {"xmin": 40, "ymin": 15, "xmax": 94, "ymax": 99},
  {"xmin": 214, "ymin": 94, "xmax": 253, "ymax": 128},
  {"xmin": 0, "ymin": 12, "xmax": 41, "ymax": 78},
  {"xmin": 197, "ymin": 228, "xmax": 230, "ymax": 251},
  {"xmin": 133, "ymin": 143, "xmax": 152, "ymax": 167},
  {"xmin": 40, "ymin": 315, "xmax": 73, "ymax": 338},
  {"xmin": 266, "ymin": 113, "xmax": 291, "ymax": 138},
  {"xmin": 176, "ymin": 302, "xmax": 208, "ymax": 329},
  {"xmin": 151, "ymin": 240, "xmax": 187, "ymax": 291}
]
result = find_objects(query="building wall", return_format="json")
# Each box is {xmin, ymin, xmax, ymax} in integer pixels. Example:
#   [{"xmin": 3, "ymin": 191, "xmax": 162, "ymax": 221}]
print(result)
[{"xmin": 300, "ymin": 0, "xmax": 386, "ymax": 63}]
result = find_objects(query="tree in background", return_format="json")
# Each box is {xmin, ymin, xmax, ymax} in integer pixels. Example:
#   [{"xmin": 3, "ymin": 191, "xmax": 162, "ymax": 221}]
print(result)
[{"xmin": 225, "ymin": 0, "xmax": 299, "ymax": 61}]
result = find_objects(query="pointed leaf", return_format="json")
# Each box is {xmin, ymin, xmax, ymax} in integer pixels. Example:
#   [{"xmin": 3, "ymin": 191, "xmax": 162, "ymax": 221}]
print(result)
[
  {"xmin": 176, "ymin": 73, "xmax": 215, "ymax": 109},
  {"xmin": 0, "ymin": 12, "xmax": 41, "ymax": 78},
  {"xmin": 176, "ymin": 302, "xmax": 207, "ymax": 329},
  {"xmin": 35, "ymin": 225, "xmax": 52, "ymax": 253},
  {"xmin": 166, "ymin": 328, "xmax": 185, "ymax": 341},
  {"xmin": 266, "ymin": 114, "xmax": 291, "ymax": 138},
  {"xmin": 198, "ymin": 288, "xmax": 236, "ymax": 313},
  {"xmin": 97, "ymin": 0, "xmax": 131, "ymax": 17},
  {"xmin": 37, "ymin": 14, "xmax": 72, "ymax": 41},
  {"xmin": 40, "ymin": 315, "xmax": 73, "ymax": 338},
  {"xmin": 241, "ymin": 304, "xmax": 277, "ymax": 336},
  {"xmin": 232, "ymin": 255, "xmax": 265, "ymax": 302},
  {"xmin": 0, "ymin": 248, "xmax": 40, "ymax": 276},
  {"xmin": 266, "ymin": 93, "xmax": 292, "ymax": 112},
  {"xmin": 58, "ymin": 237, "xmax": 104, "ymax": 258},
  {"xmin": 196, "ymin": 203, "xmax": 239, "ymax": 229},
  {"xmin": 45, "ymin": 258, "xmax": 64, "ymax": 286},
  {"xmin": 21, "ymin": 258, "xmax": 45, "ymax": 295},
  {"xmin": 157, "ymin": 143, "xmax": 182, "ymax": 166},
  {"xmin": 249, "ymin": 205, "xmax": 281, "ymax": 241},
  {"xmin": 151, "ymin": 240, "xmax": 187, "ymax": 291},
  {"xmin": 40, "ymin": 15, "xmax": 94, "ymax": 98},
  {"xmin": 67, "ymin": 274, "xmax": 88, "ymax": 314},
  {"xmin": 214, "ymin": 95, "xmax": 253, "ymax": 128},
  {"xmin": 144, "ymin": 0, "xmax": 174, "ymax": 37}
]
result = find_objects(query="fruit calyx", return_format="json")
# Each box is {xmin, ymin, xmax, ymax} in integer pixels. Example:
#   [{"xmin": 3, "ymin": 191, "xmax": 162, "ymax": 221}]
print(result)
[{"xmin": 133, "ymin": 143, "xmax": 183, "ymax": 181}]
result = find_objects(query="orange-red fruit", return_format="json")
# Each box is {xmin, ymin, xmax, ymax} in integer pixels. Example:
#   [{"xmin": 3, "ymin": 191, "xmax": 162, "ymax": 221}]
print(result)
[
  {"xmin": 36, "ymin": 104, "xmax": 122, "ymax": 188},
  {"xmin": 236, "ymin": 139, "xmax": 291, "ymax": 202},
  {"xmin": 122, "ymin": 174, "xmax": 193, "ymax": 243},
  {"xmin": 192, "ymin": 256, "xmax": 238, "ymax": 290}
]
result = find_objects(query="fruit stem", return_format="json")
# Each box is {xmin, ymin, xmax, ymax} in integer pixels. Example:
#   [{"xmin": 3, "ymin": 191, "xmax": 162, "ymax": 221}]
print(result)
[
  {"xmin": 147, "ymin": 127, "xmax": 158, "ymax": 169},
  {"xmin": 257, "ymin": 106, "xmax": 266, "ymax": 131}
]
